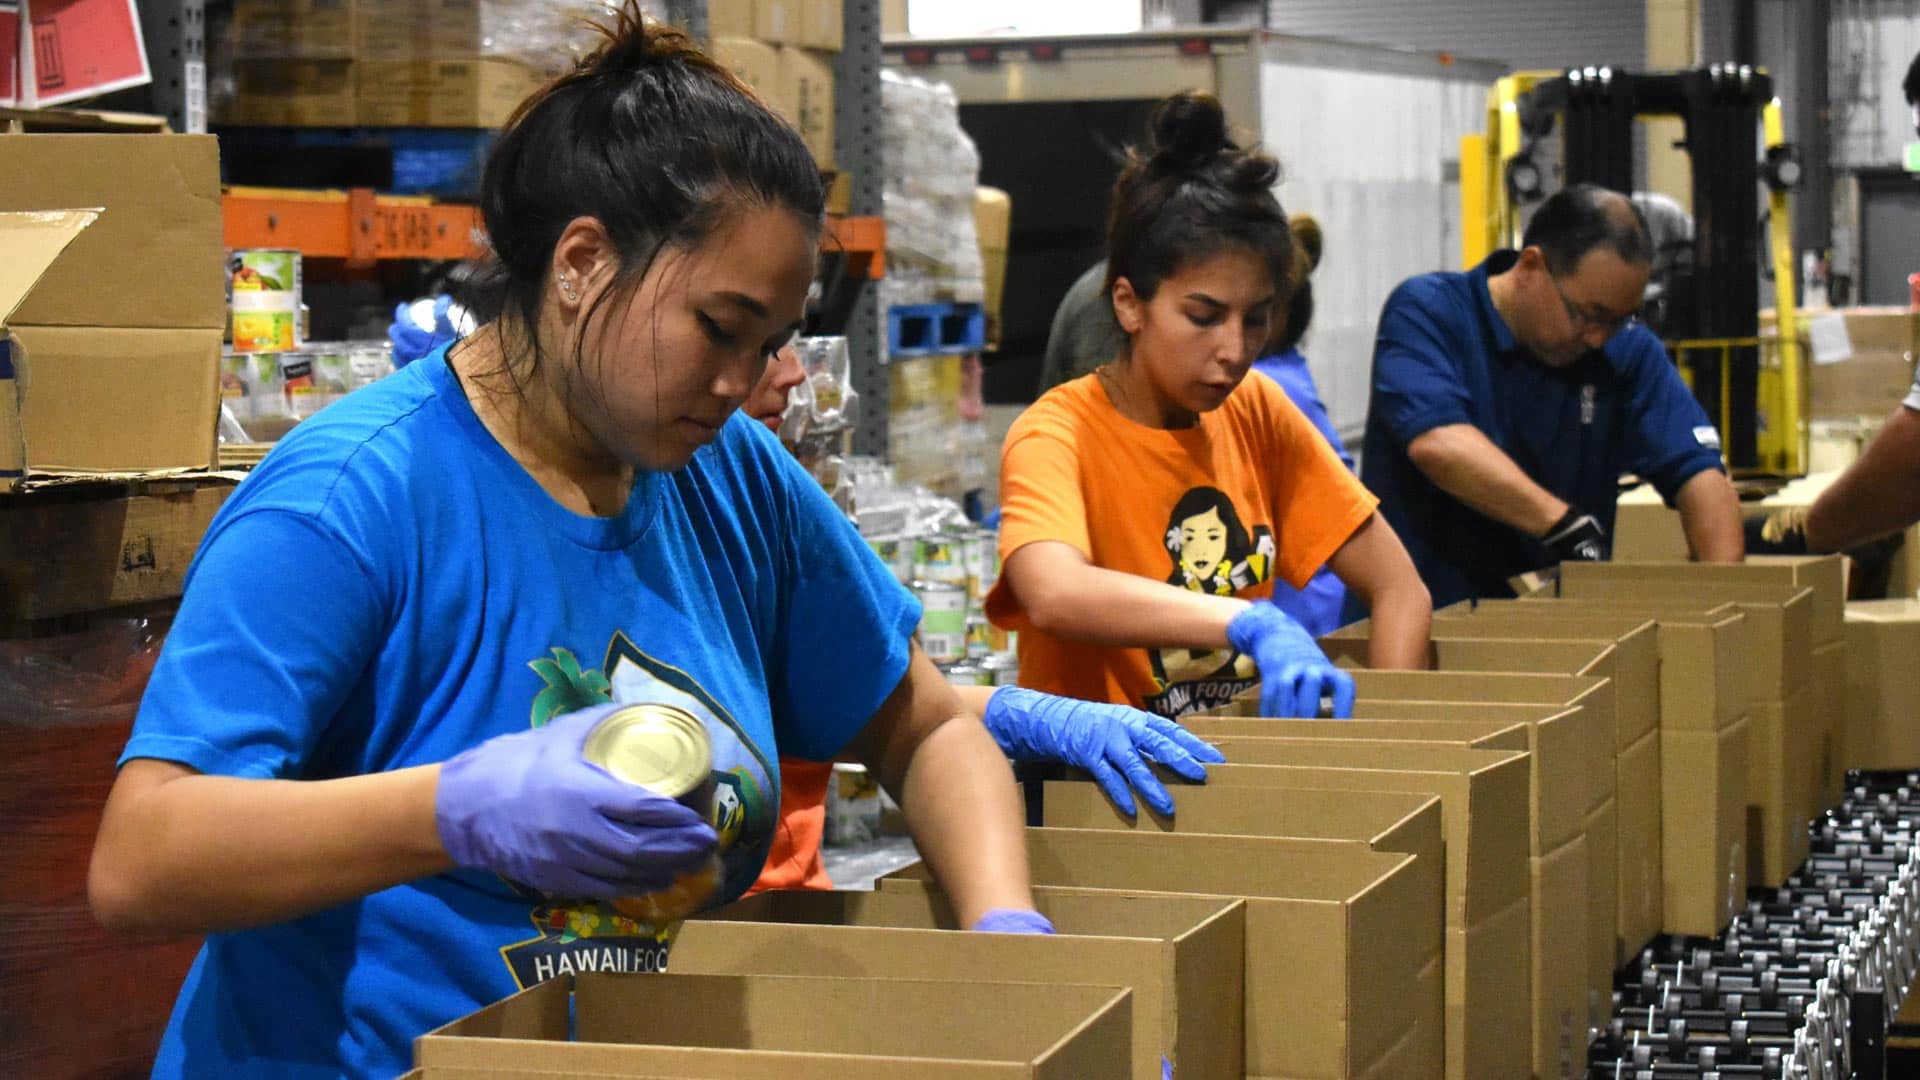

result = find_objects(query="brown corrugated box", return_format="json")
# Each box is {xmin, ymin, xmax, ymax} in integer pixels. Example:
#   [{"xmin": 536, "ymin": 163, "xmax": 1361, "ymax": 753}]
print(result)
[
  {"xmin": 1422, "ymin": 606, "xmax": 1668, "ymax": 959},
  {"xmin": 1770, "ymin": 306, "xmax": 1920, "ymax": 422},
  {"xmin": 1132, "ymin": 754, "xmax": 1528, "ymax": 1080},
  {"xmin": 229, "ymin": 0, "xmax": 358, "ymax": 59},
  {"xmin": 1843, "ymin": 599, "xmax": 1920, "ymax": 770},
  {"xmin": 708, "ymin": 38, "xmax": 834, "ymax": 167},
  {"xmin": 885, "ymin": 827, "xmax": 1446, "ymax": 1080},
  {"xmin": 355, "ymin": 57, "xmax": 550, "ymax": 129},
  {"xmin": 415, "ymin": 971, "xmax": 1133, "ymax": 1077},
  {"xmin": 0, "ymin": 135, "xmax": 224, "ymax": 489},
  {"xmin": 709, "ymin": 0, "xmax": 757, "ymax": 37},
  {"xmin": 1550, "ymin": 574, "xmax": 1817, "ymax": 886},
  {"xmin": 755, "ymin": 0, "xmax": 800, "ymax": 43},
  {"xmin": 1663, "ymin": 718, "xmax": 1751, "ymax": 935},
  {"xmin": 226, "ymin": 59, "xmax": 358, "ymax": 126},
  {"xmin": 1584, "ymin": 795, "xmax": 1620, "ymax": 1025},
  {"xmin": 1321, "ymin": 637, "xmax": 1619, "ymax": 810},
  {"xmin": 1040, "ymin": 783, "xmax": 1490, "ymax": 1080},
  {"xmin": 799, "ymin": 0, "xmax": 845, "ymax": 50},
  {"xmin": 677, "ymin": 887, "xmax": 1245, "ymax": 1080}
]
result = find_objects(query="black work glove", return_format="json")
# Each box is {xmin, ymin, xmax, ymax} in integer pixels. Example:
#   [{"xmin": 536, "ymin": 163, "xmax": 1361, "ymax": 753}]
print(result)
[
  {"xmin": 1745, "ymin": 508, "xmax": 1811, "ymax": 556},
  {"xmin": 1542, "ymin": 509, "xmax": 1608, "ymax": 562}
]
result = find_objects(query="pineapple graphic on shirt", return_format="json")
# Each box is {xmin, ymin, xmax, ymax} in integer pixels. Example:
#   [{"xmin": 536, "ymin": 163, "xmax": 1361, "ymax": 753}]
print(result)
[{"xmin": 527, "ymin": 647, "xmax": 612, "ymax": 728}]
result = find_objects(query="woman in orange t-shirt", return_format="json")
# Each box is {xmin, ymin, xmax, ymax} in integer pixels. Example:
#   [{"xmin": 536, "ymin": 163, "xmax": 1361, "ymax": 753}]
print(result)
[{"xmin": 989, "ymin": 91, "xmax": 1433, "ymax": 720}]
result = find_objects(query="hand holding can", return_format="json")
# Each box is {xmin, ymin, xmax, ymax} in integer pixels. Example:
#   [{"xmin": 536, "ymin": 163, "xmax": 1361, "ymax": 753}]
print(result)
[{"xmin": 434, "ymin": 703, "xmax": 719, "ymax": 905}]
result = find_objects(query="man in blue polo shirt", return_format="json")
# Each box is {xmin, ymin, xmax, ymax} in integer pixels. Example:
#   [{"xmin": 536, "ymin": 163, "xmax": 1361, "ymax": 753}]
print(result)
[{"xmin": 1359, "ymin": 184, "xmax": 1744, "ymax": 610}]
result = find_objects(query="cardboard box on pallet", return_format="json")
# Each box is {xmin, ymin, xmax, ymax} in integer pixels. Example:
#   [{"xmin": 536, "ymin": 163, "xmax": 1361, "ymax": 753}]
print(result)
[
  {"xmin": 1099, "ymin": 754, "xmax": 1528, "ymax": 1080},
  {"xmin": 708, "ymin": 0, "xmax": 757, "ymax": 37},
  {"xmin": 1843, "ymin": 599, "xmax": 1920, "ymax": 770},
  {"xmin": 707, "ymin": 38, "xmax": 835, "ymax": 167},
  {"xmin": 0, "ymin": 136, "xmax": 225, "ymax": 490},
  {"xmin": 799, "ymin": 0, "xmax": 845, "ymax": 50},
  {"xmin": 677, "ymin": 887, "xmax": 1245, "ymax": 1080},
  {"xmin": 883, "ymin": 827, "xmax": 1447, "ymax": 1080},
  {"xmin": 355, "ymin": 58, "xmax": 550, "ymax": 129},
  {"xmin": 415, "ymin": 971, "xmax": 1132, "ymax": 1078},
  {"xmin": 230, "ymin": 0, "xmax": 358, "ymax": 59},
  {"xmin": 227, "ymin": 59, "xmax": 358, "ymax": 125}
]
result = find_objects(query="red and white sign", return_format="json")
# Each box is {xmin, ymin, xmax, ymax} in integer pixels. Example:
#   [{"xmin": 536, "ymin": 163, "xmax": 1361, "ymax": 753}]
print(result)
[
  {"xmin": 19, "ymin": 0, "xmax": 151, "ymax": 108},
  {"xmin": 0, "ymin": 4, "xmax": 21, "ymax": 108}
]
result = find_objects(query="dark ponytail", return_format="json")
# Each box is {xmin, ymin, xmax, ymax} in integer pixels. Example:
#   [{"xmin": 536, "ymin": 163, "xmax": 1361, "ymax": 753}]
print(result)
[
  {"xmin": 1104, "ymin": 91, "xmax": 1292, "ymax": 308},
  {"xmin": 458, "ymin": 2, "xmax": 825, "ymax": 384}
]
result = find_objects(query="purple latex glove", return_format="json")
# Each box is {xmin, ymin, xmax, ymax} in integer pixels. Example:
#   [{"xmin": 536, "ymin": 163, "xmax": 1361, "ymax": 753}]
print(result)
[
  {"xmin": 982, "ymin": 685, "xmax": 1224, "ymax": 818},
  {"xmin": 435, "ymin": 703, "xmax": 719, "ymax": 898},
  {"xmin": 1225, "ymin": 600, "xmax": 1356, "ymax": 719},
  {"xmin": 969, "ymin": 909, "xmax": 1056, "ymax": 934}
]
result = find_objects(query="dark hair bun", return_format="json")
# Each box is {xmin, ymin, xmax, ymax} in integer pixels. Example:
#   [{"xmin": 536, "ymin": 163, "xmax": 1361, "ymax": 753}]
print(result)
[{"xmin": 1148, "ymin": 91, "xmax": 1233, "ymax": 174}]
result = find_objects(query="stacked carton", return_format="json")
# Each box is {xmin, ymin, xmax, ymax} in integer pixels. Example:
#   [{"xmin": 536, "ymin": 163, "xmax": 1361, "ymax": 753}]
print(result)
[
  {"xmin": 709, "ymin": 0, "xmax": 841, "ymax": 167},
  {"xmin": 1845, "ymin": 599, "xmax": 1920, "ymax": 771}
]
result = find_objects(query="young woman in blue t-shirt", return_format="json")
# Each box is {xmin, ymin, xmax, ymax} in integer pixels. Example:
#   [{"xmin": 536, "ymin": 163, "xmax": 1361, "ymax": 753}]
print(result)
[{"xmin": 87, "ymin": 11, "xmax": 1058, "ymax": 1078}]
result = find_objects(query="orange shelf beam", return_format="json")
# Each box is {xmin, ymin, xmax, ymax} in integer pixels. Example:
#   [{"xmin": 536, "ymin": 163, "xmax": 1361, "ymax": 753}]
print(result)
[
  {"xmin": 225, "ymin": 188, "xmax": 886, "ymax": 281},
  {"xmin": 223, "ymin": 186, "xmax": 485, "ymax": 267},
  {"xmin": 824, "ymin": 215, "xmax": 886, "ymax": 280}
]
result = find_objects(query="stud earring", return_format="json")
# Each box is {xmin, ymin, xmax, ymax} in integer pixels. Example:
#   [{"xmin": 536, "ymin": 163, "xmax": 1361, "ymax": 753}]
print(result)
[{"xmin": 559, "ymin": 275, "xmax": 578, "ymax": 301}]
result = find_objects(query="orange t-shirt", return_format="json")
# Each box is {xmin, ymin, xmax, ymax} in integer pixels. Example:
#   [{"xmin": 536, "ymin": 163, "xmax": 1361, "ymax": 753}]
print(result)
[
  {"xmin": 987, "ymin": 372, "xmax": 1377, "ymax": 716},
  {"xmin": 748, "ymin": 758, "xmax": 835, "ymax": 894}
]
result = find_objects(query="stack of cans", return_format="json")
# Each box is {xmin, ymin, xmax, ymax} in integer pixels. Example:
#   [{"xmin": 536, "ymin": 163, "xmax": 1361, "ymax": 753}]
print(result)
[{"xmin": 866, "ymin": 523, "xmax": 1018, "ymax": 689}]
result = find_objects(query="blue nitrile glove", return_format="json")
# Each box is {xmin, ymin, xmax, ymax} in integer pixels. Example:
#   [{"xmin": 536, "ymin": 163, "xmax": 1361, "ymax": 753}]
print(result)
[
  {"xmin": 435, "ymin": 702, "xmax": 719, "ymax": 898},
  {"xmin": 388, "ymin": 295, "xmax": 460, "ymax": 368},
  {"xmin": 982, "ymin": 686, "xmax": 1225, "ymax": 818},
  {"xmin": 1225, "ymin": 600, "xmax": 1356, "ymax": 719},
  {"xmin": 970, "ymin": 909, "xmax": 1056, "ymax": 934}
]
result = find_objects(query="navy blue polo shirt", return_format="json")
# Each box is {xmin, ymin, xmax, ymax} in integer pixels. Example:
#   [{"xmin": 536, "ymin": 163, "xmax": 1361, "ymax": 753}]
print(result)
[{"xmin": 1358, "ymin": 250, "xmax": 1725, "ymax": 609}]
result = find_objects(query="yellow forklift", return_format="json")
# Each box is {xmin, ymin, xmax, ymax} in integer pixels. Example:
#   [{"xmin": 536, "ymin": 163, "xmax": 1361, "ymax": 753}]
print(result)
[{"xmin": 1461, "ymin": 66, "xmax": 1808, "ymax": 480}]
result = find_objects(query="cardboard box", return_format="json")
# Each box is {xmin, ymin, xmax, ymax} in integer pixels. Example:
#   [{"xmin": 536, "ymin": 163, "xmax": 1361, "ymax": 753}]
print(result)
[
  {"xmin": 799, "ymin": 0, "xmax": 844, "ymax": 50},
  {"xmin": 1584, "ymin": 796, "xmax": 1619, "ymax": 1024},
  {"xmin": 1843, "ymin": 599, "xmax": 1920, "ymax": 770},
  {"xmin": 19, "ymin": 0, "xmax": 152, "ymax": 107},
  {"xmin": 230, "ymin": 0, "xmax": 357, "ymax": 58},
  {"xmin": 1382, "ymin": 614, "xmax": 1666, "ymax": 749},
  {"xmin": 228, "ymin": 59, "xmax": 358, "ymax": 126},
  {"xmin": 710, "ymin": 36, "xmax": 782, "ymax": 104},
  {"xmin": 1813, "ymin": 639, "xmax": 1847, "ymax": 804},
  {"xmin": 1323, "ymin": 637, "xmax": 1620, "ymax": 810},
  {"xmin": 1616, "ymin": 728, "xmax": 1664, "ymax": 957},
  {"xmin": 1777, "ymin": 306, "xmax": 1920, "ymax": 422},
  {"xmin": 0, "ymin": 136, "xmax": 224, "ymax": 488},
  {"xmin": 1501, "ymin": 598, "xmax": 1750, "ymax": 732},
  {"xmin": 708, "ymin": 0, "xmax": 757, "ymax": 37},
  {"xmin": 415, "ymin": 971, "xmax": 1133, "ymax": 1078},
  {"xmin": 678, "ymin": 887, "xmax": 1245, "ymax": 1080},
  {"xmin": 1154, "ymin": 756, "xmax": 1530, "ymax": 1080},
  {"xmin": 756, "ymin": 0, "xmax": 799, "ymax": 42},
  {"xmin": 1662, "ymin": 718, "xmax": 1750, "ymax": 936},
  {"xmin": 356, "ymin": 57, "xmax": 549, "ymax": 128},
  {"xmin": 885, "ymin": 827, "xmax": 1446, "ymax": 1080},
  {"xmin": 777, "ymin": 45, "xmax": 835, "ymax": 167},
  {"xmin": 1531, "ymin": 836, "xmax": 1589, "ymax": 1080}
]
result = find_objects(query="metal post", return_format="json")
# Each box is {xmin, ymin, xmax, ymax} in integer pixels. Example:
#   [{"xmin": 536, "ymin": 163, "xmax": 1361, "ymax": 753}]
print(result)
[
  {"xmin": 138, "ymin": 0, "xmax": 207, "ymax": 134},
  {"xmin": 1792, "ymin": 0, "xmax": 1832, "ymax": 266},
  {"xmin": 836, "ymin": 0, "xmax": 889, "ymax": 458}
]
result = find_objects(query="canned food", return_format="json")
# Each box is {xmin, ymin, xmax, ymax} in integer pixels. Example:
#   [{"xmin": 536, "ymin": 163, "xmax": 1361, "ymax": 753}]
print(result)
[
  {"xmin": 913, "ymin": 536, "xmax": 969, "ymax": 588},
  {"xmin": 980, "ymin": 653, "xmax": 1019, "ymax": 687},
  {"xmin": 866, "ymin": 533, "xmax": 914, "ymax": 586},
  {"xmin": 824, "ymin": 762, "xmax": 883, "ymax": 846},
  {"xmin": 912, "ymin": 579, "xmax": 969, "ymax": 663},
  {"xmin": 940, "ymin": 659, "xmax": 992, "ymax": 687},
  {"xmin": 580, "ymin": 704, "xmax": 720, "ymax": 925},
  {"xmin": 228, "ymin": 249, "xmax": 302, "ymax": 353},
  {"xmin": 962, "ymin": 528, "xmax": 998, "ymax": 599},
  {"xmin": 964, "ymin": 613, "xmax": 992, "ymax": 660}
]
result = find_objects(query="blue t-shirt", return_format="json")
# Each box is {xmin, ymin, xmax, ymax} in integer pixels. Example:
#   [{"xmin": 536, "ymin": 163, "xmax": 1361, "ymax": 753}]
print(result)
[
  {"xmin": 1250, "ymin": 349, "xmax": 1352, "ymax": 636},
  {"xmin": 124, "ymin": 348, "xmax": 920, "ymax": 1079},
  {"xmin": 1358, "ymin": 250, "xmax": 1724, "ymax": 610}
]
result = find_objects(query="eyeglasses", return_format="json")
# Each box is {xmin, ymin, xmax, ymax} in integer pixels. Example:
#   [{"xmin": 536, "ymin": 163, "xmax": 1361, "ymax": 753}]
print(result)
[{"xmin": 1548, "ymin": 274, "xmax": 1639, "ymax": 339}]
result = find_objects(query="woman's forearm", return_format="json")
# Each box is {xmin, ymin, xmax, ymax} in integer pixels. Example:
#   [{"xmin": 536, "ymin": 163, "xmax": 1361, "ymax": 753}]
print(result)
[
  {"xmin": 90, "ymin": 760, "xmax": 450, "ymax": 937},
  {"xmin": 1004, "ymin": 541, "xmax": 1247, "ymax": 651},
  {"xmin": 894, "ymin": 715, "xmax": 1035, "ymax": 927}
]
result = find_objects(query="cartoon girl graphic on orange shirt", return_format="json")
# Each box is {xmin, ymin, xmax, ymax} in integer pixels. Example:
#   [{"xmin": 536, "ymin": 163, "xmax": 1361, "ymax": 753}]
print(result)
[{"xmin": 1146, "ymin": 487, "xmax": 1276, "ymax": 712}]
